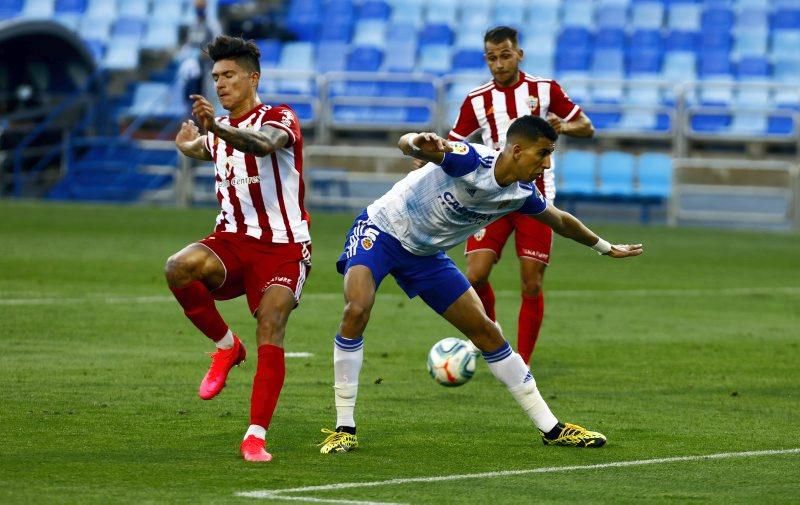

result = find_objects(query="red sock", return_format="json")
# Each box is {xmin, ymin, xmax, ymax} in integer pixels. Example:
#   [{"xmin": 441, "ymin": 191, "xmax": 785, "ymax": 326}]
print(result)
[
  {"xmin": 474, "ymin": 282, "xmax": 496, "ymax": 322},
  {"xmin": 169, "ymin": 280, "xmax": 228, "ymax": 342},
  {"xmin": 250, "ymin": 345, "xmax": 286, "ymax": 429},
  {"xmin": 517, "ymin": 292, "xmax": 544, "ymax": 364}
]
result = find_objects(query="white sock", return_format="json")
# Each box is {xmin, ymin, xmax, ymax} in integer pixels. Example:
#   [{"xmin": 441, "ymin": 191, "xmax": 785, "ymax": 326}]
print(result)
[
  {"xmin": 215, "ymin": 330, "xmax": 234, "ymax": 349},
  {"xmin": 485, "ymin": 346, "xmax": 559, "ymax": 432},
  {"xmin": 244, "ymin": 424, "xmax": 266, "ymax": 440},
  {"xmin": 333, "ymin": 334, "xmax": 363, "ymax": 428}
]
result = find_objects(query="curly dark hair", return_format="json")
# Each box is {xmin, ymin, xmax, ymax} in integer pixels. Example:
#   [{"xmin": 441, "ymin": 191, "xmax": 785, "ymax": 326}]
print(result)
[{"xmin": 206, "ymin": 35, "xmax": 261, "ymax": 74}]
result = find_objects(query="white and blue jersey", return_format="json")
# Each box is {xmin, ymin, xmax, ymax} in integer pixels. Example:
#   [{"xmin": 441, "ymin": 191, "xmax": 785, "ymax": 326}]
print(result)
[
  {"xmin": 367, "ymin": 142, "xmax": 547, "ymax": 256},
  {"xmin": 336, "ymin": 142, "xmax": 548, "ymax": 315}
]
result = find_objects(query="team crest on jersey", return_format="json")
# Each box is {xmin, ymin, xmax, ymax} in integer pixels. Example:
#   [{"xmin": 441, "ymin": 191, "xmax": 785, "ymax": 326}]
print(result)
[
  {"xmin": 474, "ymin": 228, "xmax": 486, "ymax": 241},
  {"xmin": 361, "ymin": 237, "xmax": 374, "ymax": 250},
  {"xmin": 527, "ymin": 95, "xmax": 539, "ymax": 111},
  {"xmin": 281, "ymin": 109, "xmax": 294, "ymax": 127},
  {"xmin": 451, "ymin": 142, "xmax": 469, "ymax": 155}
]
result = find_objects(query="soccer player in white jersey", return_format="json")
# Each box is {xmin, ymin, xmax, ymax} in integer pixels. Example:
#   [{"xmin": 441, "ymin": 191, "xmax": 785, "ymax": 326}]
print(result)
[
  {"xmin": 166, "ymin": 35, "xmax": 311, "ymax": 462},
  {"xmin": 318, "ymin": 115, "xmax": 642, "ymax": 453},
  {"xmin": 452, "ymin": 26, "xmax": 595, "ymax": 363}
]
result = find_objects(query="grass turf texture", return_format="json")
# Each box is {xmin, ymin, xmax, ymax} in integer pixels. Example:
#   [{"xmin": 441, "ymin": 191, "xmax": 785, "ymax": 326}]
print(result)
[{"xmin": 0, "ymin": 201, "xmax": 798, "ymax": 504}]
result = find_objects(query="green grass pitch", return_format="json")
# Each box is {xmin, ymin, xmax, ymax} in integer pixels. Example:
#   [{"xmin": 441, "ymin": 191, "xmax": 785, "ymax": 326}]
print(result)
[{"xmin": 1, "ymin": 201, "xmax": 798, "ymax": 504}]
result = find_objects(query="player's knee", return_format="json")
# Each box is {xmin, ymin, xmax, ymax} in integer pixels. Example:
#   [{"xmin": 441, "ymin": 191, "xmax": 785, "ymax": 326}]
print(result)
[
  {"xmin": 466, "ymin": 270, "xmax": 490, "ymax": 287},
  {"xmin": 164, "ymin": 253, "xmax": 194, "ymax": 285},
  {"xmin": 342, "ymin": 300, "xmax": 372, "ymax": 327},
  {"xmin": 521, "ymin": 277, "xmax": 543, "ymax": 297},
  {"xmin": 256, "ymin": 310, "xmax": 288, "ymax": 346}
]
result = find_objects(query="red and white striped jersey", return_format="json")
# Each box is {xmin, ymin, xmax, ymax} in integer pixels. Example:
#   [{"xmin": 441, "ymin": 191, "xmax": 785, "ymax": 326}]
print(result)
[
  {"xmin": 448, "ymin": 71, "xmax": 581, "ymax": 200},
  {"xmin": 204, "ymin": 103, "xmax": 310, "ymax": 244}
]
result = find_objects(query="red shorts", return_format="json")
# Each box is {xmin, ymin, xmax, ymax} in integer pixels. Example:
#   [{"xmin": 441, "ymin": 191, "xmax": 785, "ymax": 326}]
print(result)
[
  {"xmin": 197, "ymin": 231, "xmax": 312, "ymax": 315},
  {"xmin": 465, "ymin": 211, "xmax": 552, "ymax": 264}
]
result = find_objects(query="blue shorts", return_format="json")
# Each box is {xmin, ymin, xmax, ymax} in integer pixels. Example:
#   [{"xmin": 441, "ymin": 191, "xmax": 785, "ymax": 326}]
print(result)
[{"xmin": 336, "ymin": 210, "xmax": 471, "ymax": 314}]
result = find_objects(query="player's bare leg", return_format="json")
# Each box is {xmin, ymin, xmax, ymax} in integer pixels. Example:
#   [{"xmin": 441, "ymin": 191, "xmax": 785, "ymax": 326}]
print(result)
[
  {"xmin": 518, "ymin": 258, "xmax": 546, "ymax": 363},
  {"xmin": 441, "ymin": 289, "xmax": 606, "ymax": 447},
  {"xmin": 241, "ymin": 285, "xmax": 296, "ymax": 462},
  {"xmin": 165, "ymin": 244, "xmax": 245, "ymax": 400},
  {"xmin": 465, "ymin": 250, "xmax": 497, "ymax": 322},
  {"xmin": 320, "ymin": 265, "xmax": 376, "ymax": 454}
]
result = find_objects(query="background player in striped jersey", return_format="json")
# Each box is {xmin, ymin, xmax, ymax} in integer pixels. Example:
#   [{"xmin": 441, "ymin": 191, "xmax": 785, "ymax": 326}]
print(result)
[
  {"xmin": 166, "ymin": 35, "xmax": 311, "ymax": 462},
  {"xmin": 451, "ymin": 26, "xmax": 595, "ymax": 363},
  {"xmin": 319, "ymin": 116, "xmax": 643, "ymax": 454}
]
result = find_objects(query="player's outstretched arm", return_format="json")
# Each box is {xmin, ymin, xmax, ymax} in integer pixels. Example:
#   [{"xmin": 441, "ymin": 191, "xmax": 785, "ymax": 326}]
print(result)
[
  {"xmin": 398, "ymin": 132, "xmax": 453, "ymax": 165},
  {"xmin": 175, "ymin": 119, "xmax": 213, "ymax": 161},
  {"xmin": 534, "ymin": 205, "xmax": 643, "ymax": 258}
]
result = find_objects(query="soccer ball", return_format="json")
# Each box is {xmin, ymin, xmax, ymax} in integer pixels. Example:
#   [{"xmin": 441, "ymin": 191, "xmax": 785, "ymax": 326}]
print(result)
[{"xmin": 427, "ymin": 337, "xmax": 477, "ymax": 387}]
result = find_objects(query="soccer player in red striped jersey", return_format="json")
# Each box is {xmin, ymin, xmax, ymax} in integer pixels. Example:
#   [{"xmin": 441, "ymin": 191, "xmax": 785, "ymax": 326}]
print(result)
[
  {"xmin": 451, "ymin": 26, "xmax": 595, "ymax": 363},
  {"xmin": 165, "ymin": 35, "xmax": 311, "ymax": 462}
]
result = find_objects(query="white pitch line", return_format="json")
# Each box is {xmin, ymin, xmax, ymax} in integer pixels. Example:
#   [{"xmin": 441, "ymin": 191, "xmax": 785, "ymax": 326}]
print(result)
[
  {"xmin": 285, "ymin": 352, "xmax": 313, "ymax": 358},
  {"xmin": 236, "ymin": 448, "xmax": 800, "ymax": 502},
  {"xmin": 1, "ymin": 287, "xmax": 799, "ymax": 306}
]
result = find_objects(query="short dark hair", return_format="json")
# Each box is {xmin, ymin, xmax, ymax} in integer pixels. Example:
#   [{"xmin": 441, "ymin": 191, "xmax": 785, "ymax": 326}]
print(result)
[
  {"xmin": 484, "ymin": 26, "xmax": 519, "ymax": 47},
  {"xmin": 506, "ymin": 115, "xmax": 558, "ymax": 144},
  {"xmin": 206, "ymin": 35, "xmax": 261, "ymax": 74}
]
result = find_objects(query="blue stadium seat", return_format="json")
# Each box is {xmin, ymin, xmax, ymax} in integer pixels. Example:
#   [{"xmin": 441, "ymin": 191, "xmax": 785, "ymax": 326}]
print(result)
[
  {"xmin": 629, "ymin": 50, "xmax": 662, "ymax": 75},
  {"xmin": 316, "ymin": 42, "xmax": 348, "ymax": 72},
  {"xmin": 0, "ymin": 0, "xmax": 24, "ymax": 19},
  {"xmin": 767, "ymin": 115, "xmax": 795, "ymax": 135},
  {"xmin": 636, "ymin": 153, "xmax": 672, "ymax": 198},
  {"xmin": 691, "ymin": 112, "xmax": 731, "ymax": 132},
  {"xmin": 735, "ymin": 7, "xmax": 769, "ymax": 32},
  {"xmin": 559, "ymin": 151, "xmax": 597, "ymax": 196},
  {"xmin": 141, "ymin": 19, "xmax": 179, "ymax": 51},
  {"xmin": 524, "ymin": 51, "xmax": 555, "ymax": 78},
  {"xmin": 698, "ymin": 51, "xmax": 732, "ymax": 79},
  {"xmin": 21, "ymin": 0, "xmax": 54, "ymax": 18},
  {"xmin": 389, "ymin": 2, "xmax": 423, "ymax": 26},
  {"xmin": 459, "ymin": 2, "xmax": 490, "ymax": 29},
  {"xmin": 286, "ymin": 13, "xmax": 322, "ymax": 41},
  {"xmin": 730, "ymin": 112, "xmax": 768, "ymax": 135},
  {"xmin": 561, "ymin": 0, "xmax": 594, "ymax": 29},
  {"xmin": 386, "ymin": 22, "xmax": 417, "ymax": 46},
  {"xmin": 631, "ymin": 30, "xmax": 663, "ymax": 52},
  {"xmin": 418, "ymin": 23, "xmax": 454, "ymax": 46},
  {"xmin": 595, "ymin": 5, "xmax": 627, "ymax": 29},
  {"xmin": 595, "ymin": 28, "xmax": 626, "ymax": 50},
  {"xmin": 359, "ymin": 0, "xmax": 391, "ymax": 20},
  {"xmin": 128, "ymin": 82, "xmax": 184, "ymax": 118},
  {"xmin": 630, "ymin": 2, "xmax": 664, "ymax": 30},
  {"xmin": 491, "ymin": 4, "xmax": 525, "ymax": 28},
  {"xmin": 318, "ymin": 18, "xmax": 352, "ymax": 43},
  {"xmin": 425, "ymin": 2, "xmax": 457, "ymax": 26},
  {"xmin": 772, "ymin": 30, "xmax": 800, "ymax": 60},
  {"xmin": 701, "ymin": 7, "xmax": 734, "ymax": 32},
  {"xmin": 256, "ymin": 39, "xmax": 282, "ymax": 68},
  {"xmin": 117, "ymin": 0, "xmax": 148, "ymax": 19},
  {"xmin": 353, "ymin": 20, "xmax": 387, "ymax": 48},
  {"xmin": 451, "ymin": 49, "xmax": 484, "ymax": 74},
  {"xmin": 78, "ymin": 14, "xmax": 111, "ymax": 43},
  {"xmin": 591, "ymin": 49, "xmax": 625, "ymax": 78},
  {"xmin": 151, "ymin": 1, "xmax": 183, "ymax": 20},
  {"xmin": 667, "ymin": 3, "xmax": 701, "ymax": 31},
  {"xmin": 737, "ymin": 57, "xmax": 770, "ymax": 80},
  {"xmin": 662, "ymin": 52, "xmax": 696, "ymax": 80},
  {"xmin": 418, "ymin": 43, "xmax": 451, "ymax": 74},
  {"xmin": 772, "ymin": 8, "xmax": 800, "ymax": 30},
  {"xmin": 526, "ymin": 3, "xmax": 559, "ymax": 33},
  {"xmin": 454, "ymin": 30, "xmax": 484, "ymax": 50},
  {"xmin": 278, "ymin": 42, "xmax": 315, "ymax": 71},
  {"xmin": 700, "ymin": 30, "xmax": 732, "ymax": 52},
  {"xmin": 83, "ymin": 39, "xmax": 104, "ymax": 61},
  {"xmin": 665, "ymin": 30, "xmax": 698, "ymax": 52},
  {"xmin": 382, "ymin": 41, "xmax": 416, "ymax": 72},
  {"xmin": 347, "ymin": 46, "xmax": 383, "ymax": 71},
  {"xmin": 84, "ymin": 0, "xmax": 114, "ymax": 18},
  {"xmin": 733, "ymin": 30, "xmax": 769, "ymax": 58},
  {"xmin": 102, "ymin": 39, "xmax": 140, "ymax": 70},
  {"xmin": 112, "ymin": 17, "xmax": 146, "ymax": 41},
  {"xmin": 598, "ymin": 151, "xmax": 635, "ymax": 196},
  {"xmin": 773, "ymin": 58, "xmax": 800, "ymax": 84},
  {"xmin": 54, "ymin": 0, "xmax": 84, "ymax": 14}
]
